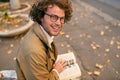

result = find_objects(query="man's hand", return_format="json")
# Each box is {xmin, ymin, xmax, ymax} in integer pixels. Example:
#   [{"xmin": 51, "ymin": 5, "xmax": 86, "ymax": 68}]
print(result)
[{"xmin": 53, "ymin": 59, "xmax": 67, "ymax": 73}]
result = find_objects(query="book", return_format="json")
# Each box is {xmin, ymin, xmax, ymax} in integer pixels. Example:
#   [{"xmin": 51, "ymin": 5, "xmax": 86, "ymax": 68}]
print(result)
[{"xmin": 57, "ymin": 52, "xmax": 81, "ymax": 80}]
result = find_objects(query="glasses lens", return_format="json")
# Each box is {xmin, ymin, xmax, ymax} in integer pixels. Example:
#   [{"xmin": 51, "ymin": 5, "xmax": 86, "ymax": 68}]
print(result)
[
  {"xmin": 50, "ymin": 15, "xmax": 58, "ymax": 22},
  {"xmin": 46, "ymin": 13, "xmax": 65, "ymax": 24},
  {"xmin": 60, "ymin": 18, "xmax": 65, "ymax": 24}
]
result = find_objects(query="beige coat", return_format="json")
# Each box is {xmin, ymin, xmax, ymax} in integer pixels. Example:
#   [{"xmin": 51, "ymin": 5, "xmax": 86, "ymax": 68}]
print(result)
[{"xmin": 16, "ymin": 23, "xmax": 59, "ymax": 80}]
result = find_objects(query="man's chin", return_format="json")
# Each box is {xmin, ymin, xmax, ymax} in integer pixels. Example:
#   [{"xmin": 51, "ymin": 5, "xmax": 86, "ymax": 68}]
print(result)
[{"xmin": 51, "ymin": 32, "xmax": 59, "ymax": 36}]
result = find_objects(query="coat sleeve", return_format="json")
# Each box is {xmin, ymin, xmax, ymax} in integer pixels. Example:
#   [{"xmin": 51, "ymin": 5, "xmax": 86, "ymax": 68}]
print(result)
[{"xmin": 18, "ymin": 49, "xmax": 59, "ymax": 80}]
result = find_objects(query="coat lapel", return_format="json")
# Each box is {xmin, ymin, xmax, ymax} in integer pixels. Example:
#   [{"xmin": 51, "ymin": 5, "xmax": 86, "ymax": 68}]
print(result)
[{"xmin": 33, "ymin": 23, "xmax": 58, "ymax": 61}]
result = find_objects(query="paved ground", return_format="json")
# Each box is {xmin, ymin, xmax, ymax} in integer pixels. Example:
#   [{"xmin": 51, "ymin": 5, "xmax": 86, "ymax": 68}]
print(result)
[
  {"xmin": 80, "ymin": 0, "xmax": 120, "ymax": 20},
  {"xmin": 0, "ymin": 0, "xmax": 120, "ymax": 80}
]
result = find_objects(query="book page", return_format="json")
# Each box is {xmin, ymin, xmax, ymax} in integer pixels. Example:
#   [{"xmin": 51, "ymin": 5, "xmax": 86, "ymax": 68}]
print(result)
[
  {"xmin": 57, "ymin": 52, "xmax": 81, "ymax": 80},
  {"xmin": 57, "ymin": 52, "xmax": 76, "ymax": 64}
]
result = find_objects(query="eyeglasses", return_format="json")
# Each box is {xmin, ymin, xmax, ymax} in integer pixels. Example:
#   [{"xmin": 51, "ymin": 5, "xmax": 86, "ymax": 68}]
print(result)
[{"xmin": 45, "ymin": 13, "xmax": 65, "ymax": 24}]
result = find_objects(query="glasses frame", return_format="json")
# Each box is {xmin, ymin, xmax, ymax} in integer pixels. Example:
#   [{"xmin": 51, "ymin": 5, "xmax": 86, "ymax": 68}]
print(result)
[{"xmin": 45, "ymin": 13, "xmax": 65, "ymax": 24}]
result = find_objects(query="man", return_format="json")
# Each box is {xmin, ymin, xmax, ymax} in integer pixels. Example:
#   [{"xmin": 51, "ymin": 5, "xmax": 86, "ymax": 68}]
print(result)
[{"xmin": 16, "ymin": 0, "xmax": 73, "ymax": 80}]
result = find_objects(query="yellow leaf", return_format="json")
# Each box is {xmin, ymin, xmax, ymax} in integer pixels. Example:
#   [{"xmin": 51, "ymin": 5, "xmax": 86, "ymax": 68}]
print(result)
[
  {"xmin": 100, "ymin": 31, "xmax": 104, "ymax": 36},
  {"xmin": 65, "ymin": 35, "xmax": 70, "ymax": 38},
  {"xmin": 110, "ymin": 40, "xmax": 114, "ymax": 45},
  {"xmin": 10, "ymin": 44, "xmax": 14, "ymax": 47},
  {"xmin": 116, "ymin": 54, "xmax": 119, "ymax": 58},
  {"xmin": 94, "ymin": 71, "xmax": 101, "ymax": 76},
  {"xmin": 7, "ymin": 50, "xmax": 12, "ymax": 54},
  {"xmin": 117, "ymin": 41, "xmax": 120, "ymax": 45},
  {"xmin": 105, "ymin": 49, "xmax": 110, "ymax": 52},
  {"xmin": 95, "ymin": 63, "xmax": 103, "ymax": 69},
  {"xmin": 105, "ymin": 26, "xmax": 109, "ymax": 29},
  {"xmin": 87, "ymin": 35, "xmax": 92, "ymax": 38},
  {"xmin": 118, "ymin": 23, "xmax": 120, "ymax": 27},
  {"xmin": 61, "ymin": 44, "xmax": 64, "ymax": 47},
  {"xmin": 15, "ymin": 25, "xmax": 19, "ymax": 28},
  {"xmin": 13, "ymin": 57, "xmax": 16, "ymax": 60},
  {"xmin": 87, "ymin": 71, "xmax": 93, "ymax": 75},
  {"xmin": 117, "ymin": 46, "xmax": 120, "ymax": 49},
  {"xmin": 107, "ymin": 59, "xmax": 111, "ymax": 63},
  {"xmin": 60, "ymin": 31, "xmax": 65, "ymax": 35},
  {"xmin": 66, "ymin": 45, "xmax": 70, "ymax": 47}
]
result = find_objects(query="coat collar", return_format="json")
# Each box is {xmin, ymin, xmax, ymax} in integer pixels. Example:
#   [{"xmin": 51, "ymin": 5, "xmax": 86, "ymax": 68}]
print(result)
[
  {"xmin": 40, "ymin": 25, "xmax": 54, "ymax": 48},
  {"xmin": 33, "ymin": 23, "xmax": 49, "ymax": 48},
  {"xmin": 32, "ymin": 23, "xmax": 58, "ymax": 60}
]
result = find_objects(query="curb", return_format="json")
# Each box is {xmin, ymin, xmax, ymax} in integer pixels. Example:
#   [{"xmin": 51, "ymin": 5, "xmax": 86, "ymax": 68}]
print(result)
[
  {"xmin": 79, "ymin": 0, "xmax": 120, "ymax": 26},
  {"xmin": 0, "ymin": 70, "xmax": 17, "ymax": 79}
]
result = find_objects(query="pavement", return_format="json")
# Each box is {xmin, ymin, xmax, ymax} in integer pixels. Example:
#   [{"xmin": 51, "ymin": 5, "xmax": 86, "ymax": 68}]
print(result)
[{"xmin": 0, "ymin": 0, "xmax": 120, "ymax": 80}]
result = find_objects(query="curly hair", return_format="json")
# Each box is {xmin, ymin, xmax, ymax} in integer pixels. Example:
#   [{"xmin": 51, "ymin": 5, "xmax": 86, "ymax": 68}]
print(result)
[{"xmin": 29, "ymin": 0, "xmax": 73, "ymax": 24}]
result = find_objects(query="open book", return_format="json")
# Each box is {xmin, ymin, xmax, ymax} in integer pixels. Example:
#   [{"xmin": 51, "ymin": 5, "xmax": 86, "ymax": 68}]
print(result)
[{"xmin": 57, "ymin": 52, "xmax": 81, "ymax": 80}]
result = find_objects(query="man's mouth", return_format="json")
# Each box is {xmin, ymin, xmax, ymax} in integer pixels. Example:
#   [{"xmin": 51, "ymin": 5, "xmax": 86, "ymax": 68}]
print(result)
[{"xmin": 52, "ymin": 26, "xmax": 60, "ymax": 31}]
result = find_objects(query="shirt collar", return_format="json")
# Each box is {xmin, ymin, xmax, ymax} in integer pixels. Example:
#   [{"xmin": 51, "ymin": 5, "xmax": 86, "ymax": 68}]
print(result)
[{"xmin": 40, "ymin": 25, "xmax": 54, "ymax": 47}]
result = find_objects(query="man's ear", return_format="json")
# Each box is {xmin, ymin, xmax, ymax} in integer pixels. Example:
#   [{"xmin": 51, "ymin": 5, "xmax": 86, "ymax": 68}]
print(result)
[{"xmin": 41, "ymin": 17, "xmax": 43, "ymax": 23}]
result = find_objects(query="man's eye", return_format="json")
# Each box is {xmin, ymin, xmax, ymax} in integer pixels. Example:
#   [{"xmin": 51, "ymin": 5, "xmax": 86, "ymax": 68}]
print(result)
[{"xmin": 52, "ymin": 15, "xmax": 58, "ymax": 19}]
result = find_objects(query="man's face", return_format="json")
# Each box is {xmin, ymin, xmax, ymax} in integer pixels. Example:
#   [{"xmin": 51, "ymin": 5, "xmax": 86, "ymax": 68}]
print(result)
[{"xmin": 41, "ymin": 5, "xmax": 65, "ymax": 36}]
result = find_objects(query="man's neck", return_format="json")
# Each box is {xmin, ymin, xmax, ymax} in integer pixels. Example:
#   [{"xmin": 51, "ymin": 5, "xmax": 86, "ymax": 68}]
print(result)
[{"xmin": 40, "ymin": 25, "xmax": 54, "ymax": 48}]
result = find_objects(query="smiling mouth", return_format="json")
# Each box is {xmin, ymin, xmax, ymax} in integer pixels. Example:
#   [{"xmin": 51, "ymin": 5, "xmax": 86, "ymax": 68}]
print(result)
[{"xmin": 52, "ymin": 26, "xmax": 60, "ymax": 31}]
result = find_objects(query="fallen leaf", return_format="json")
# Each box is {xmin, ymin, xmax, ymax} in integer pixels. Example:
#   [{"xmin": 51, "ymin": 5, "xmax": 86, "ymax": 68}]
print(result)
[
  {"xmin": 80, "ymin": 34, "xmax": 83, "ymax": 38},
  {"xmin": 87, "ymin": 35, "xmax": 92, "ymax": 38},
  {"xmin": 118, "ymin": 23, "xmax": 120, "ymax": 27},
  {"xmin": 110, "ymin": 40, "xmax": 114, "ymax": 45},
  {"xmin": 89, "ymin": 20, "xmax": 93, "ymax": 23},
  {"xmin": 96, "ymin": 44, "xmax": 100, "ymax": 48},
  {"xmin": 117, "ymin": 46, "xmax": 120, "ymax": 49},
  {"xmin": 94, "ymin": 71, "xmax": 101, "ymax": 76},
  {"xmin": 15, "ymin": 25, "xmax": 19, "ymax": 28},
  {"xmin": 10, "ymin": 44, "xmax": 14, "ymax": 47},
  {"xmin": 100, "ymin": 31, "xmax": 104, "ymax": 36},
  {"xmin": 116, "ymin": 71, "xmax": 119, "ymax": 74},
  {"xmin": 13, "ymin": 57, "xmax": 16, "ymax": 60},
  {"xmin": 87, "ymin": 71, "xmax": 93, "ymax": 75},
  {"xmin": 92, "ymin": 46, "xmax": 97, "ymax": 50},
  {"xmin": 60, "ymin": 31, "xmax": 65, "ymax": 35},
  {"xmin": 108, "ymin": 29, "xmax": 112, "ymax": 32},
  {"xmin": 7, "ymin": 50, "xmax": 12, "ymax": 54},
  {"xmin": 105, "ymin": 49, "xmax": 110, "ymax": 52},
  {"xmin": 105, "ymin": 26, "xmax": 109, "ymax": 29},
  {"xmin": 107, "ymin": 59, "xmax": 111, "ymax": 63},
  {"xmin": 95, "ymin": 63, "xmax": 103, "ymax": 69},
  {"xmin": 90, "ymin": 42, "xmax": 100, "ymax": 50},
  {"xmin": 65, "ymin": 35, "xmax": 70, "ymax": 38},
  {"xmin": 61, "ymin": 44, "xmax": 64, "ymax": 47},
  {"xmin": 66, "ymin": 44, "xmax": 70, "ymax": 48},
  {"xmin": 117, "ymin": 41, "xmax": 120, "ymax": 44},
  {"xmin": 75, "ymin": 17, "xmax": 78, "ymax": 21},
  {"xmin": 116, "ymin": 54, "xmax": 119, "ymax": 58}
]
